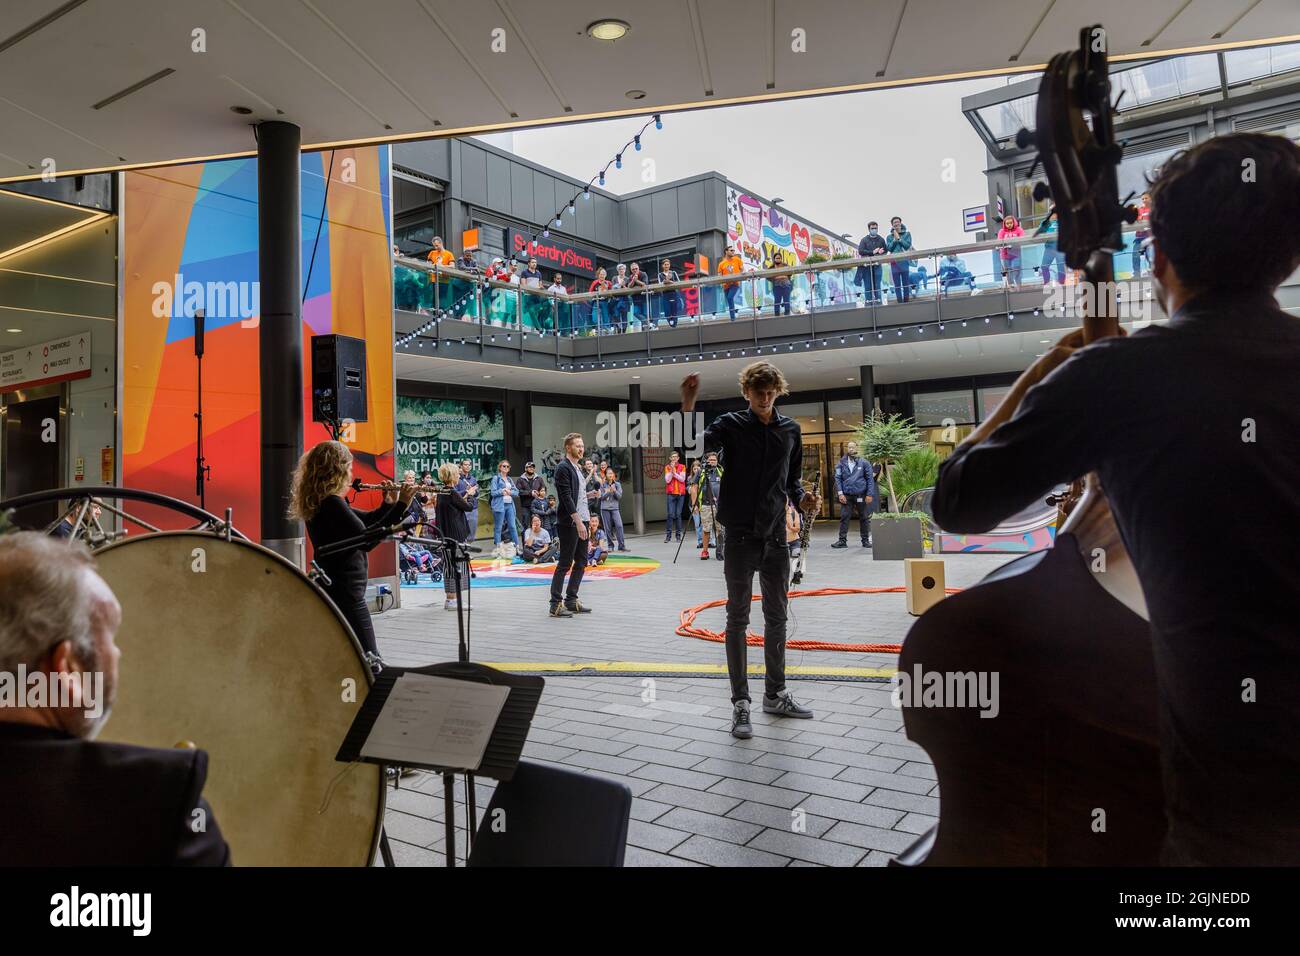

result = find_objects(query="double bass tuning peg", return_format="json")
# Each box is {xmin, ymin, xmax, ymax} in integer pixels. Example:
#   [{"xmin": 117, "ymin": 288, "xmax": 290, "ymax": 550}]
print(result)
[
  {"xmin": 1014, "ymin": 127, "xmax": 1035, "ymax": 150},
  {"xmin": 1033, "ymin": 181, "xmax": 1053, "ymax": 202}
]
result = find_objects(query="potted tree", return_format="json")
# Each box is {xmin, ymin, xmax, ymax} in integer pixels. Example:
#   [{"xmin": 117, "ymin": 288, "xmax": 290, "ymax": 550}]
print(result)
[{"xmin": 856, "ymin": 412, "xmax": 926, "ymax": 559}]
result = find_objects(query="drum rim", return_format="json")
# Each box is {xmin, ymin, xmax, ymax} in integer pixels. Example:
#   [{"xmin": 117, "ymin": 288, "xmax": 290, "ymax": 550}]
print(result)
[{"xmin": 95, "ymin": 529, "xmax": 387, "ymax": 867}]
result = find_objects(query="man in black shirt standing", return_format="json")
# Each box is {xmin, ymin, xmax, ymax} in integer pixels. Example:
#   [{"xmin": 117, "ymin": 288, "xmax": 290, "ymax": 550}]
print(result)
[
  {"xmin": 929, "ymin": 133, "xmax": 1300, "ymax": 864},
  {"xmin": 682, "ymin": 362, "xmax": 821, "ymax": 738}
]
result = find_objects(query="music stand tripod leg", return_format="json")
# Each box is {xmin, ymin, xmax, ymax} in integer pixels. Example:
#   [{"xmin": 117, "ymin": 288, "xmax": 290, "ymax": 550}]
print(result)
[
  {"xmin": 443, "ymin": 771, "xmax": 456, "ymax": 867},
  {"xmin": 379, "ymin": 828, "xmax": 396, "ymax": 867}
]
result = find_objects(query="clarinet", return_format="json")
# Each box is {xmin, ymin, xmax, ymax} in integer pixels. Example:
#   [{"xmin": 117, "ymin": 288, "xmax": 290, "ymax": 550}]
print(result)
[{"xmin": 791, "ymin": 470, "xmax": 819, "ymax": 586}]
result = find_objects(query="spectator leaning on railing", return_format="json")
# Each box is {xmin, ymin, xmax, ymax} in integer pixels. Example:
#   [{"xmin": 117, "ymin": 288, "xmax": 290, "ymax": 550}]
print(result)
[
  {"xmin": 998, "ymin": 215, "xmax": 1025, "ymax": 290},
  {"xmin": 719, "ymin": 245, "xmax": 745, "ymax": 320},
  {"xmin": 426, "ymin": 236, "xmax": 454, "ymax": 267},
  {"xmin": 658, "ymin": 258, "xmax": 683, "ymax": 328},
  {"xmin": 855, "ymin": 222, "xmax": 887, "ymax": 305},
  {"xmin": 771, "ymin": 251, "xmax": 793, "ymax": 316}
]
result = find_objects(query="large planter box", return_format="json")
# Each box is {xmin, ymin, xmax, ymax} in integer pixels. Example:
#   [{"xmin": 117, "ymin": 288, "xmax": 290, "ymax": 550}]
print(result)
[{"xmin": 872, "ymin": 517, "xmax": 925, "ymax": 560}]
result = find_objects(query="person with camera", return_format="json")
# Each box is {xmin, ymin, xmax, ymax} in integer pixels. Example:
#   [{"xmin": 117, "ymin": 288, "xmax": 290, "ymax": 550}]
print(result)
[
  {"xmin": 697, "ymin": 451, "xmax": 723, "ymax": 560},
  {"xmin": 886, "ymin": 215, "xmax": 913, "ymax": 303}
]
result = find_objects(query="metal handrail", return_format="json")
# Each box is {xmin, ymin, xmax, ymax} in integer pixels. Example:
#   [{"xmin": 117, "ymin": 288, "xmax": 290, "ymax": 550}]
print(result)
[{"xmin": 395, "ymin": 221, "xmax": 1151, "ymax": 304}]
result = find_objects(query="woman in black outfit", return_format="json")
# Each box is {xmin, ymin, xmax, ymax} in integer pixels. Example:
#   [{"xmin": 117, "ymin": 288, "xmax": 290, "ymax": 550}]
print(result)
[
  {"xmin": 432, "ymin": 462, "xmax": 474, "ymax": 611},
  {"xmin": 289, "ymin": 440, "xmax": 416, "ymax": 672}
]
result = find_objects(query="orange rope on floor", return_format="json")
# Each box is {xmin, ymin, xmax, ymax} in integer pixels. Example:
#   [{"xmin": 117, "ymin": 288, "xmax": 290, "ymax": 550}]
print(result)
[{"xmin": 676, "ymin": 586, "xmax": 963, "ymax": 653}]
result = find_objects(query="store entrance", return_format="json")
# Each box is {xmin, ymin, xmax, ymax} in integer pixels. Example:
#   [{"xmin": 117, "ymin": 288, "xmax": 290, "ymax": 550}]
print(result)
[{"xmin": 3, "ymin": 393, "xmax": 61, "ymax": 528}]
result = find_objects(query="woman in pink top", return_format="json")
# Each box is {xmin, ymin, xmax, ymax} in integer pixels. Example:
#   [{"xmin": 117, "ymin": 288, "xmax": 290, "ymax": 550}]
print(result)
[{"xmin": 998, "ymin": 215, "xmax": 1025, "ymax": 290}]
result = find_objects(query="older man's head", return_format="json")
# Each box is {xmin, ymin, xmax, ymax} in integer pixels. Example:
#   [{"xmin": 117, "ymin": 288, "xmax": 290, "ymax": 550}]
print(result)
[{"xmin": 0, "ymin": 533, "xmax": 121, "ymax": 737}]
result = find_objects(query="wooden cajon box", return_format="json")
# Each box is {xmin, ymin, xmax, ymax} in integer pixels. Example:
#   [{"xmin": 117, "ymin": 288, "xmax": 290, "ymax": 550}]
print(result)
[{"xmin": 905, "ymin": 558, "xmax": 946, "ymax": 616}]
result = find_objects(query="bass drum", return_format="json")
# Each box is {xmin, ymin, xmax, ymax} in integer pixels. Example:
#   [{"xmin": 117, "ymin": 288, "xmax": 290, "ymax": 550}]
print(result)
[{"xmin": 94, "ymin": 531, "xmax": 384, "ymax": 866}]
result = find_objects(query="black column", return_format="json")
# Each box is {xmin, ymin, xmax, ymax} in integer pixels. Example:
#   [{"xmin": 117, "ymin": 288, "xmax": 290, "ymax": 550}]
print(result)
[
  {"xmin": 859, "ymin": 364, "xmax": 876, "ymax": 421},
  {"xmin": 628, "ymin": 384, "xmax": 645, "ymax": 536},
  {"xmin": 257, "ymin": 122, "xmax": 303, "ymax": 566}
]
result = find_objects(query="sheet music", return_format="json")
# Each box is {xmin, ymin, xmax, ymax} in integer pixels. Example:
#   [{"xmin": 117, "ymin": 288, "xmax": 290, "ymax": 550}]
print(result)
[{"xmin": 360, "ymin": 673, "xmax": 509, "ymax": 770}]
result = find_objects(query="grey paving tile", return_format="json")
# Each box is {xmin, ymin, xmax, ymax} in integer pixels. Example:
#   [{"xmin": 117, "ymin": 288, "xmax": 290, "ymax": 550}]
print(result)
[
  {"xmin": 656, "ymin": 807, "xmax": 763, "ymax": 845},
  {"xmin": 624, "ymin": 845, "xmax": 705, "ymax": 867},
  {"xmin": 640, "ymin": 784, "xmax": 742, "ymax": 816},
  {"xmin": 895, "ymin": 812, "xmax": 939, "ymax": 835},
  {"xmin": 835, "ymin": 766, "xmax": 935, "ymax": 795},
  {"xmin": 629, "ymin": 799, "xmax": 675, "ymax": 823},
  {"xmin": 797, "ymin": 794, "xmax": 905, "ymax": 829},
  {"xmin": 823, "ymin": 821, "xmax": 917, "ymax": 854},
  {"xmin": 807, "ymin": 747, "xmax": 907, "ymax": 773},
  {"xmin": 554, "ymin": 733, "xmax": 637, "ymax": 756},
  {"xmin": 678, "ymin": 739, "xmax": 765, "ymax": 763},
  {"xmin": 752, "ymin": 752, "xmax": 846, "ymax": 779},
  {"xmin": 725, "ymin": 800, "xmax": 836, "ymax": 838},
  {"xmin": 771, "ymin": 771, "xmax": 873, "ymax": 803},
  {"xmin": 897, "ymin": 760, "xmax": 938, "ymax": 780},
  {"xmin": 861, "ymin": 789, "xmax": 942, "ymax": 816},
  {"xmin": 620, "ymin": 745, "xmax": 708, "ymax": 769},
  {"xmin": 612, "ymin": 729, "xmax": 692, "ymax": 750},
  {"xmin": 558, "ymin": 751, "xmax": 646, "ymax": 776},
  {"xmin": 856, "ymin": 850, "xmax": 896, "ymax": 867},
  {"xmin": 520, "ymin": 741, "xmax": 580, "ymax": 762},
  {"xmin": 708, "ymin": 777, "xmax": 806, "ymax": 809},
  {"xmin": 630, "ymin": 762, "xmax": 724, "ymax": 791},
  {"xmin": 690, "ymin": 756, "xmax": 785, "ymax": 784},
  {"xmin": 626, "ymin": 818, "xmax": 692, "ymax": 853},
  {"xmin": 670, "ymin": 834, "xmax": 790, "ymax": 868},
  {"xmin": 747, "ymin": 828, "xmax": 867, "ymax": 867}
]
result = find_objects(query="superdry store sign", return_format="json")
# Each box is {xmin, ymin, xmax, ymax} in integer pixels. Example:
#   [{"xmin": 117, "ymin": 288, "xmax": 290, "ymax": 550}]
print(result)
[{"xmin": 507, "ymin": 228, "xmax": 599, "ymax": 279}]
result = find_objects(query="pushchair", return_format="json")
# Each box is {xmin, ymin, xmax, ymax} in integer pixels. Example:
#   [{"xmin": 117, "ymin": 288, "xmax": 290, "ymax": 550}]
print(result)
[{"xmin": 399, "ymin": 541, "xmax": 443, "ymax": 584}]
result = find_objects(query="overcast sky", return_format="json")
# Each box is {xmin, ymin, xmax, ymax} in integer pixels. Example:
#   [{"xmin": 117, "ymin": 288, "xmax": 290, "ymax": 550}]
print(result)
[{"xmin": 490, "ymin": 75, "xmax": 1024, "ymax": 250}]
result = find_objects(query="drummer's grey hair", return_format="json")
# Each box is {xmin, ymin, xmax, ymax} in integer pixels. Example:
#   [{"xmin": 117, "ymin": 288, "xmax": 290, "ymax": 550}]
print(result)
[{"xmin": 0, "ymin": 533, "xmax": 99, "ymax": 673}]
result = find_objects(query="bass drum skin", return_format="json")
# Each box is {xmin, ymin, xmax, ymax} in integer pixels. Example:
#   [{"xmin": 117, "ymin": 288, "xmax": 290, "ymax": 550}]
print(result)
[{"xmin": 94, "ymin": 531, "xmax": 384, "ymax": 866}]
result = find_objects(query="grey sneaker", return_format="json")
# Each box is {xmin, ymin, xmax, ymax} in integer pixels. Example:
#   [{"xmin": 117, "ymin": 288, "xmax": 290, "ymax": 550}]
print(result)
[
  {"xmin": 549, "ymin": 602, "xmax": 573, "ymax": 618},
  {"xmin": 731, "ymin": 701, "xmax": 753, "ymax": 739},
  {"xmin": 763, "ymin": 689, "xmax": 814, "ymax": 718}
]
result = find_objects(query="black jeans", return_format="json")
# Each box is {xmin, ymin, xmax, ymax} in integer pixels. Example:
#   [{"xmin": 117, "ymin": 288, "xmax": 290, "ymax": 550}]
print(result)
[
  {"xmin": 332, "ymin": 590, "xmax": 379, "ymax": 657},
  {"xmin": 550, "ymin": 519, "xmax": 589, "ymax": 604},
  {"xmin": 837, "ymin": 498, "xmax": 873, "ymax": 543},
  {"xmin": 722, "ymin": 530, "xmax": 790, "ymax": 703}
]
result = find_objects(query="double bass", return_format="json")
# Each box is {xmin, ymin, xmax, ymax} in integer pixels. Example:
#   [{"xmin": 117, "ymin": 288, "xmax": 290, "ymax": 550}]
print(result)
[{"xmin": 895, "ymin": 26, "xmax": 1165, "ymax": 866}]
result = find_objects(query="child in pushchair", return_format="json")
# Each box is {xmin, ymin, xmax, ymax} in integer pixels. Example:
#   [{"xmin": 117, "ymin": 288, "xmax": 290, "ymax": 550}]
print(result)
[{"xmin": 399, "ymin": 540, "xmax": 442, "ymax": 584}]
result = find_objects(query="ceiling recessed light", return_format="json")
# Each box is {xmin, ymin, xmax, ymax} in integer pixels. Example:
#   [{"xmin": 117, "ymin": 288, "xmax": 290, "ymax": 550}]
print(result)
[
  {"xmin": 587, "ymin": 19, "xmax": 630, "ymax": 41},
  {"xmin": 625, "ymin": 89, "xmax": 646, "ymax": 100},
  {"xmin": 6, "ymin": 328, "xmax": 21, "ymax": 333},
  {"xmin": 230, "ymin": 105, "xmax": 253, "ymax": 115},
  {"xmin": 482, "ymin": 374, "xmax": 493, "ymax": 379}
]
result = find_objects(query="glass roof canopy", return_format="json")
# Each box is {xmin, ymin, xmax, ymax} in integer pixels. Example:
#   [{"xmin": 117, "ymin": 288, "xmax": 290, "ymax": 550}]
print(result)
[{"xmin": 964, "ymin": 42, "xmax": 1300, "ymax": 154}]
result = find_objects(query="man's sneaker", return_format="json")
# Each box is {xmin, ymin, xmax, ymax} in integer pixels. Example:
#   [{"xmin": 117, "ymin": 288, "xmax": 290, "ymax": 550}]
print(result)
[
  {"xmin": 861, "ymin": 540, "xmax": 870, "ymax": 548},
  {"xmin": 731, "ymin": 701, "xmax": 753, "ymax": 739},
  {"xmin": 549, "ymin": 602, "xmax": 573, "ymax": 618},
  {"xmin": 700, "ymin": 549, "xmax": 710, "ymax": 560},
  {"xmin": 664, "ymin": 535, "xmax": 672, "ymax": 542},
  {"xmin": 565, "ymin": 599, "xmax": 592, "ymax": 614},
  {"xmin": 831, "ymin": 540, "xmax": 848, "ymax": 549},
  {"xmin": 970, "ymin": 287, "xmax": 982, "ymax": 296},
  {"xmin": 763, "ymin": 689, "xmax": 814, "ymax": 719}
]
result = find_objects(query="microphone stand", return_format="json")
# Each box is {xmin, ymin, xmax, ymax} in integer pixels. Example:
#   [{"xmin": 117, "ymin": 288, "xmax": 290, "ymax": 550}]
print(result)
[{"xmin": 193, "ymin": 310, "xmax": 210, "ymax": 509}]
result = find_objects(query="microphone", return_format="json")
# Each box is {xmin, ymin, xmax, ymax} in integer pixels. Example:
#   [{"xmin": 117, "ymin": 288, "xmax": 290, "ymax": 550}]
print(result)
[{"xmin": 350, "ymin": 477, "xmax": 364, "ymax": 493}]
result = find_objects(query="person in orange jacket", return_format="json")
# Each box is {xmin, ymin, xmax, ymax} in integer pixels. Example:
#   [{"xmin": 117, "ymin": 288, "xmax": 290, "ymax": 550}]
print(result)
[
  {"xmin": 718, "ymin": 245, "xmax": 745, "ymax": 320},
  {"xmin": 426, "ymin": 236, "xmax": 454, "ymax": 267}
]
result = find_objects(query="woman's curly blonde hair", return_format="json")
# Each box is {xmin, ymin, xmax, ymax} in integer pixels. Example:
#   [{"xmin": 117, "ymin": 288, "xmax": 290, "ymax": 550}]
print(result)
[{"xmin": 288, "ymin": 440, "xmax": 353, "ymax": 521}]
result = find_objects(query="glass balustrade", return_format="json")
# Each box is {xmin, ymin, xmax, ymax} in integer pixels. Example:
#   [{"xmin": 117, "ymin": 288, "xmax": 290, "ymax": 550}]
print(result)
[{"xmin": 394, "ymin": 224, "xmax": 1167, "ymax": 340}]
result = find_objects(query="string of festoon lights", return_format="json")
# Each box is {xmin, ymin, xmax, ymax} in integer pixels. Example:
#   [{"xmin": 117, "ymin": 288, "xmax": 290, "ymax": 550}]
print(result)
[
  {"xmin": 527, "ymin": 114, "xmax": 663, "ymax": 249},
  {"xmin": 396, "ymin": 302, "xmax": 1113, "ymax": 362}
]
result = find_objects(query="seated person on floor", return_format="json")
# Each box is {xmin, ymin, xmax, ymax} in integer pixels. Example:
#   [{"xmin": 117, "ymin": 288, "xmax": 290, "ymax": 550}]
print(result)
[
  {"xmin": 523, "ymin": 515, "xmax": 556, "ymax": 563},
  {"xmin": 586, "ymin": 518, "xmax": 609, "ymax": 566}
]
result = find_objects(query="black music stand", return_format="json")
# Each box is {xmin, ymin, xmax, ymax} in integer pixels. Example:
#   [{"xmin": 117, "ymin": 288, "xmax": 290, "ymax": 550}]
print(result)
[{"xmin": 336, "ymin": 661, "xmax": 544, "ymax": 867}]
